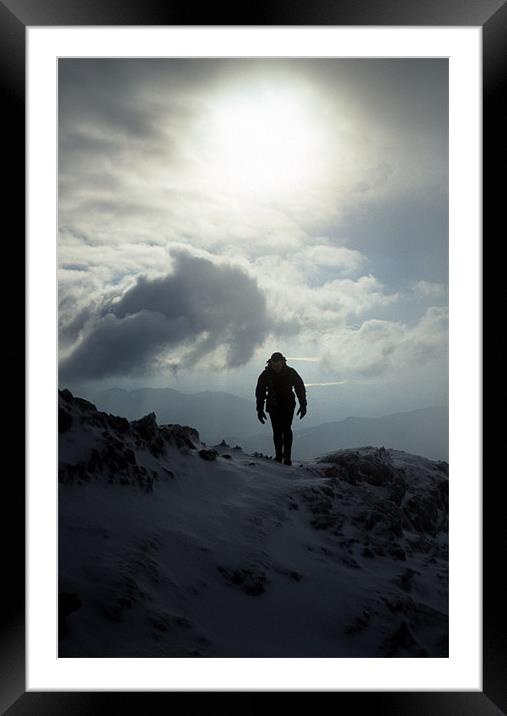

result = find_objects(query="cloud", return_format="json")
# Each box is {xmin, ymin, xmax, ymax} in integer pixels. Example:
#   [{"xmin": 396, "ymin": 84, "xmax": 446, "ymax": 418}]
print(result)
[
  {"xmin": 59, "ymin": 249, "xmax": 296, "ymax": 382},
  {"xmin": 251, "ymin": 249, "xmax": 399, "ymax": 337},
  {"xmin": 290, "ymin": 243, "xmax": 367, "ymax": 283},
  {"xmin": 315, "ymin": 306, "xmax": 448, "ymax": 381},
  {"xmin": 58, "ymin": 58, "xmax": 448, "ymax": 264},
  {"xmin": 57, "ymin": 58, "xmax": 448, "ymax": 406},
  {"xmin": 413, "ymin": 280, "xmax": 447, "ymax": 300}
]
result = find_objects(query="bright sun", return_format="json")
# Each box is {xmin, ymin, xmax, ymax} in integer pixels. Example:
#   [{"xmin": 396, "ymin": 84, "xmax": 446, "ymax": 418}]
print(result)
[{"xmin": 202, "ymin": 89, "xmax": 326, "ymax": 199}]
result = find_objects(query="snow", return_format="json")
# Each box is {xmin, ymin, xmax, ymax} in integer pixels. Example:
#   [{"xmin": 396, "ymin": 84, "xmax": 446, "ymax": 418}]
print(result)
[{"xmin": 58, "ymin": 390, "xmax": 449, "ymax": 658}]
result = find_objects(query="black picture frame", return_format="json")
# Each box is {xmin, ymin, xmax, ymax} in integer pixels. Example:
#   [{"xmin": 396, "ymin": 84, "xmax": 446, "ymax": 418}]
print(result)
[{"xmin": 6, "ymin": 0, "xmax": 498, "ymax": 713}]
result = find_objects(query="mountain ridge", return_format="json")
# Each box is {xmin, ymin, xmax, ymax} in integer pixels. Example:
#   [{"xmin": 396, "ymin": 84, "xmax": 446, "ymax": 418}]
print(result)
[{"xmin": 58, "ymin": 388, "xmax": 449, "ymax": 659}]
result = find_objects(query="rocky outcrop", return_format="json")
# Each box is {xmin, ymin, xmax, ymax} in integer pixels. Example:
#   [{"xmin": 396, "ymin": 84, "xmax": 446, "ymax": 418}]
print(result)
[
  {"xmin": 58, "ymin": 388, "xmax": 200, "ymax": 489},
  {"xmin": 198, "ymin": 448, "xmax": 218, "ymax": 462},
  {"xmin": 217, "ymin": 564, "xmax": 269, "ymax": 596},
  {"xmin": 309, "ymin": 446, "xmax": 448, "ymax": 546}
]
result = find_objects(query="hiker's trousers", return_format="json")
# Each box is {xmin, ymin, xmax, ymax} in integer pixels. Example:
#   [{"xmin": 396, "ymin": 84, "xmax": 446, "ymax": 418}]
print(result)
[{"xmin": 267, "ymin": 402, "xmax": 295, "ymax": 458}]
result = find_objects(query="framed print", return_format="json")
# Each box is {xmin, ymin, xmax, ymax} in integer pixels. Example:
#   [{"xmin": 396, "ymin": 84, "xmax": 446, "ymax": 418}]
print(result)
[{"xmin": 5, "ymin": 0, "xmax": 498, "ymax": 712}]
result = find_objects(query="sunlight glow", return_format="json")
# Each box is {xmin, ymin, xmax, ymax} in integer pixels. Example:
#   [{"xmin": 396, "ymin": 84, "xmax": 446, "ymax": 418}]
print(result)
[{"xmin": 202, "ymin": 89, "xmax": 327, "ymax": 199}]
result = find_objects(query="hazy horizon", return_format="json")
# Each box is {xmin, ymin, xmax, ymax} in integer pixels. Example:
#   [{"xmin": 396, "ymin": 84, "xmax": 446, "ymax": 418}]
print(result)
[{"xmin": 58, "ymin": 58, "xmax": 448, "ymax": 421}]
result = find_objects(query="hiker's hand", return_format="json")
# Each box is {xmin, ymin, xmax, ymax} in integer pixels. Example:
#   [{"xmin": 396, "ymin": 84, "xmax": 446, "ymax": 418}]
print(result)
[
  {"xmin": 257, "ymin": 410, "xmax": 267, "ymax": 424},
  {"xmin": 297, "ymin": 405, "xmax": 307, "ymax": 419}
]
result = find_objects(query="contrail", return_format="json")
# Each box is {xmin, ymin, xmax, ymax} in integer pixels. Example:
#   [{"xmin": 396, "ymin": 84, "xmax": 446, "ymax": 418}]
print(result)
[
  {"xmin": 287, "ymin": 356, "xmax": 321, "ymax": 362},
  {"xmin": 305, "ymin": 381, "xmax": 349, "ymax": 387}
]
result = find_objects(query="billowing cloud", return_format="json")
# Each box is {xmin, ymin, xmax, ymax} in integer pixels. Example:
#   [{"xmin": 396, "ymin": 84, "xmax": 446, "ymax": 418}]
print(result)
[
  {"xmin": 250, "ymin": 248, "xmax": 399, "ymax": 337},
  {"xmin": 316, "ymin": 306, "xmax": 449, "ymax": 381},
  {"xmin": 59, "ymin": 249, "xmax": 297, "ymax": 382}
]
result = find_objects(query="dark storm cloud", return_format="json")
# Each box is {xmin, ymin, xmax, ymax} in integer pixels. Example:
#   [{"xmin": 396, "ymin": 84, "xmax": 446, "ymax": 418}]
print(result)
[
  {"xmin": 59, "ymin": 250, "xmax": 297, "ymax": 381},
  {"xmin": 59, "ymin": 301, "xmax": 96, "ymax": 349}
]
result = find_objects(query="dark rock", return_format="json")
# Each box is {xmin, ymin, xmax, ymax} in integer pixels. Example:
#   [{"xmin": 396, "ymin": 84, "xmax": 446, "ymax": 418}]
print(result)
[
  {"xmin": 107, "ymin": 414, "xmax": 130, "ymax": 432},
  {"xmin": 274, "ymin": 565, "xmax": 304, "ymax": 581},
  {"xmin": 358, "ymin": 499, "xmax": 404, "ymax": 538},
  {"xmin": 87, "ymin": 448, "xmax": 103, "ymax": 472},
  {"xmin": 59, "ymin": 462, "xmax": 87, "ymax": 484},
  {"xmin": 125, "ymin": 448, "xmax": 136, "ymax": 465},
  {"xmin": 198, "ymin": 448, "xmax": 218, "ymax": 461},
  {"xmin": 345, "ymin": 609, "xmax": 371, "ymax": 635},
  {"xmin": 406, "ymin": 535, "xmax": 434, "ymax": 554},
  {"xmin": 59, "ymin": 388, "xmax": 74, "ymax": 403},
  {"xmin": 319, "ymin": 447, "xmax": 393, "ymax": 484},
  {"xmin": 380, "ymin": 620, "xmax": 428, "ymax": 657},
  {"xmin": 148, "ymin": 614, "xmax": 171, "ymax": 632},
  {"xmin": 58, "ymin": 407, "xmax": 73, "ymax": 433},
  {"xmin": 311, "ymin": 514, "xmax": 336, "ymax": 530},
  {"xmin": 436, "ymin": 461, "xmax": 449, "ymax": 476},
  {"xmin": 160, "ymin": 424, "xmax": 200, "ymax": 450},
  {"xmin": 132, "ymin": 413, "xmax": 166, "ymax": 456},
  {"xmin": 362, "ymin": 547, "xmax": 375, "ymax": 558},
  {"xmin": 404, "ymin": 493, "xmax": 444, "ymax": 537},
  {"xmin": 173, "ymin": 615, "xmax": 192, "ymax": 629},
  {"xmin": 339, "ymin": 554, "xmax": 361, "ymax": 569},
  {"xmin": 389, "ymin": 544, "xmax": 407, "ymax": 561},
  {"xmin": 388, "ymin": 474, "xmax": 407, "ymax": 506},
  {"xmin": 217, "ymin": 565, "xmax": 268, "ymax": 595},
  {"xmin": 73, "ymin": 394, "xmax": 98, "ymax": 412},
  {"xmin": 395, "ymin": 567, "xmax": 420, "ymax": 592}
]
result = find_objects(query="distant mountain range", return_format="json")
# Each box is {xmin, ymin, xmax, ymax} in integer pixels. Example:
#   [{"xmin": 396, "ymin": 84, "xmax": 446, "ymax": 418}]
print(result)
[
  {"xmin": 241, "ymin": 406, "xmax": 448, "ymax": 462},
  {"xmin": 86, "ymin": 386, "xmax": 259, "ymax": 441},
  {"xmin": 80, "ymin": 386, "xmax": 447, "ymax": 462}
]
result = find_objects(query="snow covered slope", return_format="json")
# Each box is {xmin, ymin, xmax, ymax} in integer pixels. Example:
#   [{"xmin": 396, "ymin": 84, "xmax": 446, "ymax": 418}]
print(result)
[{"xmin": 58, "ymin": 388, "xmax": 449, "ymax": 658}]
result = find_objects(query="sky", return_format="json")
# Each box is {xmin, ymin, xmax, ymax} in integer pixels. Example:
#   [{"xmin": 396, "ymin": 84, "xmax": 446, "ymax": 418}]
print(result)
[{"xmin": 58, "ymin": 58, "xmax": 448, "ymax": 419}]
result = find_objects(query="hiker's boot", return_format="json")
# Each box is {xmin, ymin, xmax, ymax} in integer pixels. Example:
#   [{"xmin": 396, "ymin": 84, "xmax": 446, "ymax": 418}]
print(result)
[
  {"xmin": 274, "ymin": 452, "xmax": 283, "ymax": 463},
  {"xmin": 283, "ymin": 455, "xmax": 292, "ymax": 465}
]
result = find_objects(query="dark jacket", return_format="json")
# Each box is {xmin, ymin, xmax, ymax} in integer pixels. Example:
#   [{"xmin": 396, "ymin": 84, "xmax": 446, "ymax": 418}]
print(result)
[{"xmin": 255, "ymin": 362, "xmax": 307, "ymax": 413}]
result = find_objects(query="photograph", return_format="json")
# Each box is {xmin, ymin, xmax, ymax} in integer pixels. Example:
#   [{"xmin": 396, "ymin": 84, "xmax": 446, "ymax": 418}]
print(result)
[
  {"xmin": 57, "ymin": 56, "xmax": 450, "ymax": 659},
  {"xmin": 4, "ymin": 0, "xmax": 494, "ymax": 708}
]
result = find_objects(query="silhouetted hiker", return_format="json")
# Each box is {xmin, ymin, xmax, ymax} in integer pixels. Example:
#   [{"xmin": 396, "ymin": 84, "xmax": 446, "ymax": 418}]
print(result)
[{"xmin": 255, "ymin": 352, "xmax": 307, "ymax": 465}]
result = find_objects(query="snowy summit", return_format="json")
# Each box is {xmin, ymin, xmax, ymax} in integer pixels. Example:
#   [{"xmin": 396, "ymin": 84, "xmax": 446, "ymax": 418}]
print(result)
[{"xmin": 58, "ymin": 388, "xmax": 449, "ymax": 658}]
